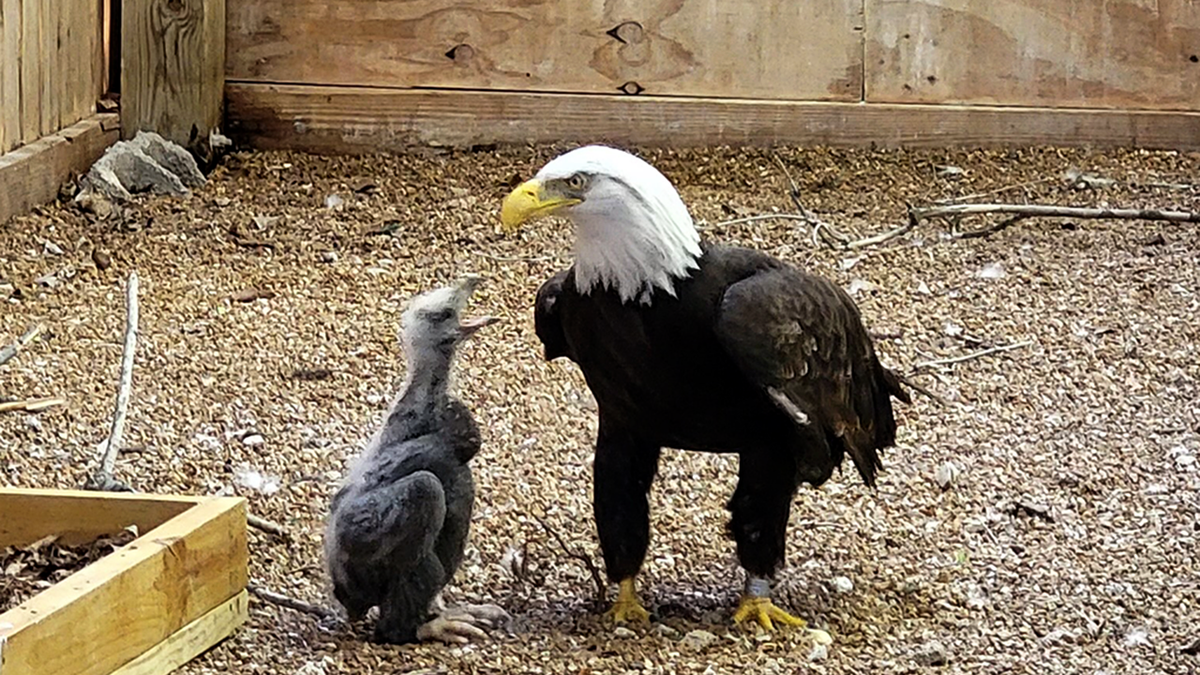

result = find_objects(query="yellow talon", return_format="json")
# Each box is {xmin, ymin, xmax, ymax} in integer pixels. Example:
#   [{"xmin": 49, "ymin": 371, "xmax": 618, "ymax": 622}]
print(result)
[
  {"xmin": 604, "ymin": 578, "xmax": 650, "ymax": 624},
  {"xmin": 732, "ymin": 596, "xmax": 807, "ymax": 631}
]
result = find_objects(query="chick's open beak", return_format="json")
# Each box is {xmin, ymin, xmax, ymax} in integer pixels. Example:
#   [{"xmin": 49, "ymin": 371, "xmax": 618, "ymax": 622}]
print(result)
[
  {"xmin": 459, "ymin": 315, "xmax": 500, "ymax": 337},
  {"xmin": 499, "ymin": 178, "xmax": 581, "ymax": 233}
]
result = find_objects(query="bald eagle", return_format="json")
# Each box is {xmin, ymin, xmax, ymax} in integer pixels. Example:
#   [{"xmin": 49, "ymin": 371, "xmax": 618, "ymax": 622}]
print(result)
[{"xmin": 500, "ymin": 146, "xmax": 910, "ymax": 631}]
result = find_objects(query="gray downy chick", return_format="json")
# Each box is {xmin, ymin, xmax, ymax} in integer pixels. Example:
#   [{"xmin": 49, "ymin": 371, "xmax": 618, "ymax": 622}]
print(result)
[{"xmin": 324, "ymin": 275, "xmax": 508, "ymax": 644}]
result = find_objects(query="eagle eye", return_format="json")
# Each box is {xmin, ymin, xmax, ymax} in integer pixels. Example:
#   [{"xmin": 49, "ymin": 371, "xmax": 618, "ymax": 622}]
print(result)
[{"xmin": 565, "ymin": 173, "xmax": 588, "ymax": 191}]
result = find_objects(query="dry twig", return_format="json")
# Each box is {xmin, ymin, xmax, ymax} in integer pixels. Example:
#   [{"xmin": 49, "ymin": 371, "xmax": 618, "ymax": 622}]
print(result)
[
  {"xmin": 833, "ymin": 203, "xmax": 1200, "ymax": 249},
  {"xmin": 911, "ymin": 341, "xmax": 1033, "ymax": 373},
  {"xmin": 533, "ymin": 513, "xmax": 607, "ymax": 605},
  {"xmin": 84, "ymin": 271, "xmax": 139, "ymax": 492},
  {"xmin": 248, "ymin": 513, "xmax": 289, "ymax": 537},
  {"xmin": 895, "ymin": 374, "xmax": 949, "ymax": 407},
  {"xmin": 248, "ymin": 583, "xmax": 340, "ymax": 621},
  {"xmin": 0, "ymin": 397, "xmax": 67, "ymax": 414},
  {"xmin": 0, "ymin": 324, "xmax": 43, "ymax": 367}
]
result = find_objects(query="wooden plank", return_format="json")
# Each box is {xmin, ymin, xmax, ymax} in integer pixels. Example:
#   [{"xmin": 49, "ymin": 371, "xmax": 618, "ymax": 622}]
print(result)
[
  {"xmin": 0, "ymin": 112, "xmax": 120, "ymax": 225},
  {"xmin": 0, "ymin": 0, "xmax": 15, "ymax": 153},
  {"xmin": 0, "ymin": 496, "xmax": 248, "ymax": 675},
  {"xmin": 226, "ymin": 0, "xmax": 865, "ymax": 101},
  {"xmin": 225, "ymin": 83, "xmax": 1200, "ymax": 153},
  {"xmin": 37, "ymin": 0, "xmax": 57, "ymax": 136},
  {"xmin": 110, "ymin": 591, "xmax": 249, "ymax": 675},
  {"xmin": 19, "ymin": 0, "xmax": 40, "ymax": 143},
  {"xmin": 865, "ymin": 0, "xmax": 1200, "ymax": 110},
  {"xmin": 0, "ymin": 487, "xmax": 200, "ymax": 547},
  {"xmin": 122, "ymin": 0, "xmax": 225, "ymax": 145}
]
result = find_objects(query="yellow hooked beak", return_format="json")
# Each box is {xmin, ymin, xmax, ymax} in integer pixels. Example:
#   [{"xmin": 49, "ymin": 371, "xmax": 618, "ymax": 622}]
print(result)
[{"xmin": 499, "ymin": 178, "xmax": 582, "ymax": 233}]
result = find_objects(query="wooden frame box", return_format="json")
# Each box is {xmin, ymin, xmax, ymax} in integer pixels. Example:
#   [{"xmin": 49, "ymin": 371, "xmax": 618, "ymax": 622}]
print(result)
[{"xmin": 0, "ymin": 489, "xmax": 248, "ymax": 675}]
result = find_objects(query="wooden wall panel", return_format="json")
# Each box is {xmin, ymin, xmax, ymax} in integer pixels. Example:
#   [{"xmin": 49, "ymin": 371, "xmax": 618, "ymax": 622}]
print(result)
[
  {"xmin": 0, "ymin": 0, "xmax": 19, "ymax": 152},
  {"xmin": 866, "ymin": 0, "xmax": 1200, "ymax": 110},
  {"xmin": 0, "ymin": 0, "xmax": 104, "ymax": 154},
  {"xmin": 122, "ymin": 0, "xmax": 226, "ymax": 145},
  {"xmin": 226, "ymin": 0, "xmax": 865, "ymax": 101}
]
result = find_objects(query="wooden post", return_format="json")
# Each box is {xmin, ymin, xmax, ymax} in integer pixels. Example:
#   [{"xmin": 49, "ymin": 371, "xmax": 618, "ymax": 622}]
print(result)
[{"xmin": 120, "ymin": 0, "xmax": 225, "ymax": 147}]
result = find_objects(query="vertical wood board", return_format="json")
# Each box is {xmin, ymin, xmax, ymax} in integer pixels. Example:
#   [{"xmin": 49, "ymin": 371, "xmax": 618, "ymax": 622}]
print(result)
[
  {"xmin": 865, "ymin": 0, "xmax": 1200, "ymax": 110},
  {"xmin": 226, "ymin": 0, "xmax": 865, "ymax": 101},
  {"xmin": 18, "ymin": 0, "xmax": 40, "ymax": 142},
  {"xmin": 122, "ymin": 0, "xmax": 225, "ymax": 145},
  {"xmin": 0, "ymin": 0, "xmax": 17, "ymax": 152}
]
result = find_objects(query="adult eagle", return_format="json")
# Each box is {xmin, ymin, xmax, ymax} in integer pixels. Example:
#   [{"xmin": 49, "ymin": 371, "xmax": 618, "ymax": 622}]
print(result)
[{"xmin": 500, "ymin": 146, "xmax": 910, "ymax": 630}]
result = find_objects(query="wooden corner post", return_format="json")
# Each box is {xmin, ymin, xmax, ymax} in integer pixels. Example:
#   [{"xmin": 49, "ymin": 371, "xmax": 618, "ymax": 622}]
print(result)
[{"xmin": 120, "ymin": 0, "xmax": 225, "ymax": 147}]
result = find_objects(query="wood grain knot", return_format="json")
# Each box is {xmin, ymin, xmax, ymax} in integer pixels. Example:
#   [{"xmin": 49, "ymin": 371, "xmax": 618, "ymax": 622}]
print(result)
[
  {"xmin": 618, "ymin": 81, "xmax": 645, "ymax": 95},
  {"xmin": 166, "ymin": 0, "xmax": 184, "ymax": 12},
  {"xmin": 445, "ymin": 44, "xmax": 475, "ymax": 62},
  {"xmin": 606, "ymin": 22, "xmax": 645, "ymax": 45}
]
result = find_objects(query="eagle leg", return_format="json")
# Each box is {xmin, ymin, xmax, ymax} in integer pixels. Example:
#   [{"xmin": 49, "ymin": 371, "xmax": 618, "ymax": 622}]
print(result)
[
  {"xmin": 592, "ymin": 424, "xmax": 660, "ymax": 623},
  {"xmin": 604, "ymin": 577, "xmax": 650, "ymax": 624},
  {"xmin": 732, "ymin": 576, "xmax": 806, "ymax": 630}
]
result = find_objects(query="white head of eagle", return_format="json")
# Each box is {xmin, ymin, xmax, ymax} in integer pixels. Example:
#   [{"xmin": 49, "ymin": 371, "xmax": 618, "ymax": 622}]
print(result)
[{"xmin": 500, "ymin": 145, "xmax": 703, "ymax": 304}]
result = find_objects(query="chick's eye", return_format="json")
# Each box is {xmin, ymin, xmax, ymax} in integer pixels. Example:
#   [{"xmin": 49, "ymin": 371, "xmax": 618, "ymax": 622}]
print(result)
[{"xmin": 566, "ymin": 173, "xmax": 587, "ymax": 191}]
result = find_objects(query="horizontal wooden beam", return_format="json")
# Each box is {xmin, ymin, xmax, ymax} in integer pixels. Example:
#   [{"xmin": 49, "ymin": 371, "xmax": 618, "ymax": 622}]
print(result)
[
  {"xmin": 0, "ymin": 113, "xmax": 119, "ymax": 225},
  {"xmin": 0, "ymin": 487, "xmax": 201, "ymax": 547},
  {"xmin": 225, "ymin": 83, "xmax": 1200, "ymax": 153},
  {"xmin": 0, "ymin": 494, "xmax": 247, "ymax": 675}
]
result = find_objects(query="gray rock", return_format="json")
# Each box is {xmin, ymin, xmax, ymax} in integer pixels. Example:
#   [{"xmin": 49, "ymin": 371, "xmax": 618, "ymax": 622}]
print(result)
[
  {"xmin": 612, "ymin": 626, "xmax": 636, "ymax": 639},
  {"xmin": 914, "ymin": 640, "xmax": 949, "ymax": 666},
  {"xmin": 654, "ymin": 624, "xmax": 680, "ymax": 639},
  {"xmin": 680, "ymin": 629, "xmax": 717, "ymax": 651},
  {"xmin": 75, "ymin": 131, "xmax": 205, "ymax": 201}
]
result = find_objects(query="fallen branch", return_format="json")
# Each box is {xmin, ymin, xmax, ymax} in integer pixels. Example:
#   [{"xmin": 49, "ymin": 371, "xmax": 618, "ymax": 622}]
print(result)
[
  {"xmin": 896, "ymin": 374, "xmax": 949, "ymax": 407},
  {"xmin": 0, "ymin": 397, "xmax": 67, "ymax": 414},
  {"xmin": 533, "ymin": 513, "xmax": 607, "ymax": 605},
  {"xmin": 248, "ymin": 513, "xmax": 289, "ymax": 537},
  {"xmin": 84, "ymin": 271, "xmax": 139, "ymax": 492},
  {"xmin": 0, "ymin": 324, "xmax": 44, "ymax": 367},
  {"xmin": 248, "ymin": 583, "xmax": 340, "ymax": 621},
  {"xmin": 911, "ymin": 341, "xmax": 1033, "ymax": 373},
  {"xmin": 704, "ymin": 213, "xmax": 818, "ymax": 230}
]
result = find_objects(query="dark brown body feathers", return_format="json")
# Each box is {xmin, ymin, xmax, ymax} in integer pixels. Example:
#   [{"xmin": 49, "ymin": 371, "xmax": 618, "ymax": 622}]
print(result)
[{"xmin": 536, "ymin": 242, "xmax": 908, "ymax": 581}]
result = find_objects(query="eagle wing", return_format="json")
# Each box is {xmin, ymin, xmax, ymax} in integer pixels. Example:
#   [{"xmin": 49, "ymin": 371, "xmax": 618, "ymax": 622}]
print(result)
[
  {"xmin": 534, "ymin": 269, "xmax": 572, "ymax": 361},
  {"xmin": 714, "ymin": 268, "xmax": 908, "ymax": 486}
]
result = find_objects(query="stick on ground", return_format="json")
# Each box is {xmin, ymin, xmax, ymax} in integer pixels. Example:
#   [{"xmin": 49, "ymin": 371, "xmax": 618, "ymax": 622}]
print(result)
[
  {"xmin": 533, "ymin": 514, "xmax": 608, "ymax": 605},
  {"xmin": 0, "ymin": 324, "xmax": 44, "ymax": 367},
  {"xmin": 911, "ymin": 341, "xmax": 1033, "ymax": 373},
  {"xmin": 248, "ymin": 513, "xmax": 289, "ymax": 537},
  {"xmin": 248, "ymin": 583, "xmax": 340, "ymax": 621},
  {"xmin": 84, "ymin": 271, "xmax": 139, "ymax": 491}
]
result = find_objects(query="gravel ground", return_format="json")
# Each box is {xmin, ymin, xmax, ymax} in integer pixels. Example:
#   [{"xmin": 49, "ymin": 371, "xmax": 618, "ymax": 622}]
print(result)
[{"xmin": 1, "ymin": 144, "xmax": 1198, "ymax": 675}]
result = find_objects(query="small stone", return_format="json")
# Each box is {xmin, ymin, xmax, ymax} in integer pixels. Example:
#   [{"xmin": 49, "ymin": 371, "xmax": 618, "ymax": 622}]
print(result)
[
  {"xmin": 831, "ymin": 576, "xmax": 854, "ymax": 594},
  {"xmin": 319, "ymin": 250, "xmax": 338, "ymax": 264},
  {"xmin": 934, "ymin": 461, "xmax": 960, "ymax": 490},
  {"xmin": 914, "ymin": 640, "xmax": 949, "ymax": 666},
  {"xmin": 808, "ymin": 644, "xmax": 828, "ymax": 661},
  {"xmin": 92, "ymin": 249, "xmax": 112, "ymax": 271},
  {"xmin": 42, "ymin": 240, "xmax": 63, "ymax": 256},
  {"xmin": 241, "ymin": 433, "xmax": 265, "ymax": 447},
  {"xmin": 681, "ymin": 629, "xmax": 717, "ymax": 651},
  {"xmin": 654, "ymin": 624, "xmax": 680, "ymax": 639},
  {"xmin": 325, "ymin": 193, "xmax": 345, "ymax": 210},
  {"xmin": 808, "ymin": 628, "xmax": 833, "ymax": 645},
  {"xmin": 214, "ymin": 197, "xmax": 232, "ymax": 207},
  {"xmin": 613, "ymin": 626, "xmax": 636, "ymax": 639}
]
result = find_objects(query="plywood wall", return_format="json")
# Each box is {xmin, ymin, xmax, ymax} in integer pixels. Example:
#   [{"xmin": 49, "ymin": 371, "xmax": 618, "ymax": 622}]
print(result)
[
  {"xmin": 227, "ymin": 0, "xmax": 866, "ymax": 101},
  {"xmin": 0, "ymin": 0, "xmax": 105, "ymax": 155},
  {"xmin": 866, "ymin": 0, "xmax": 1200, "ymax": 110},
  {"xmin": 227, "ymin": 0, "xmax": 1200, "ymax": 112}
]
